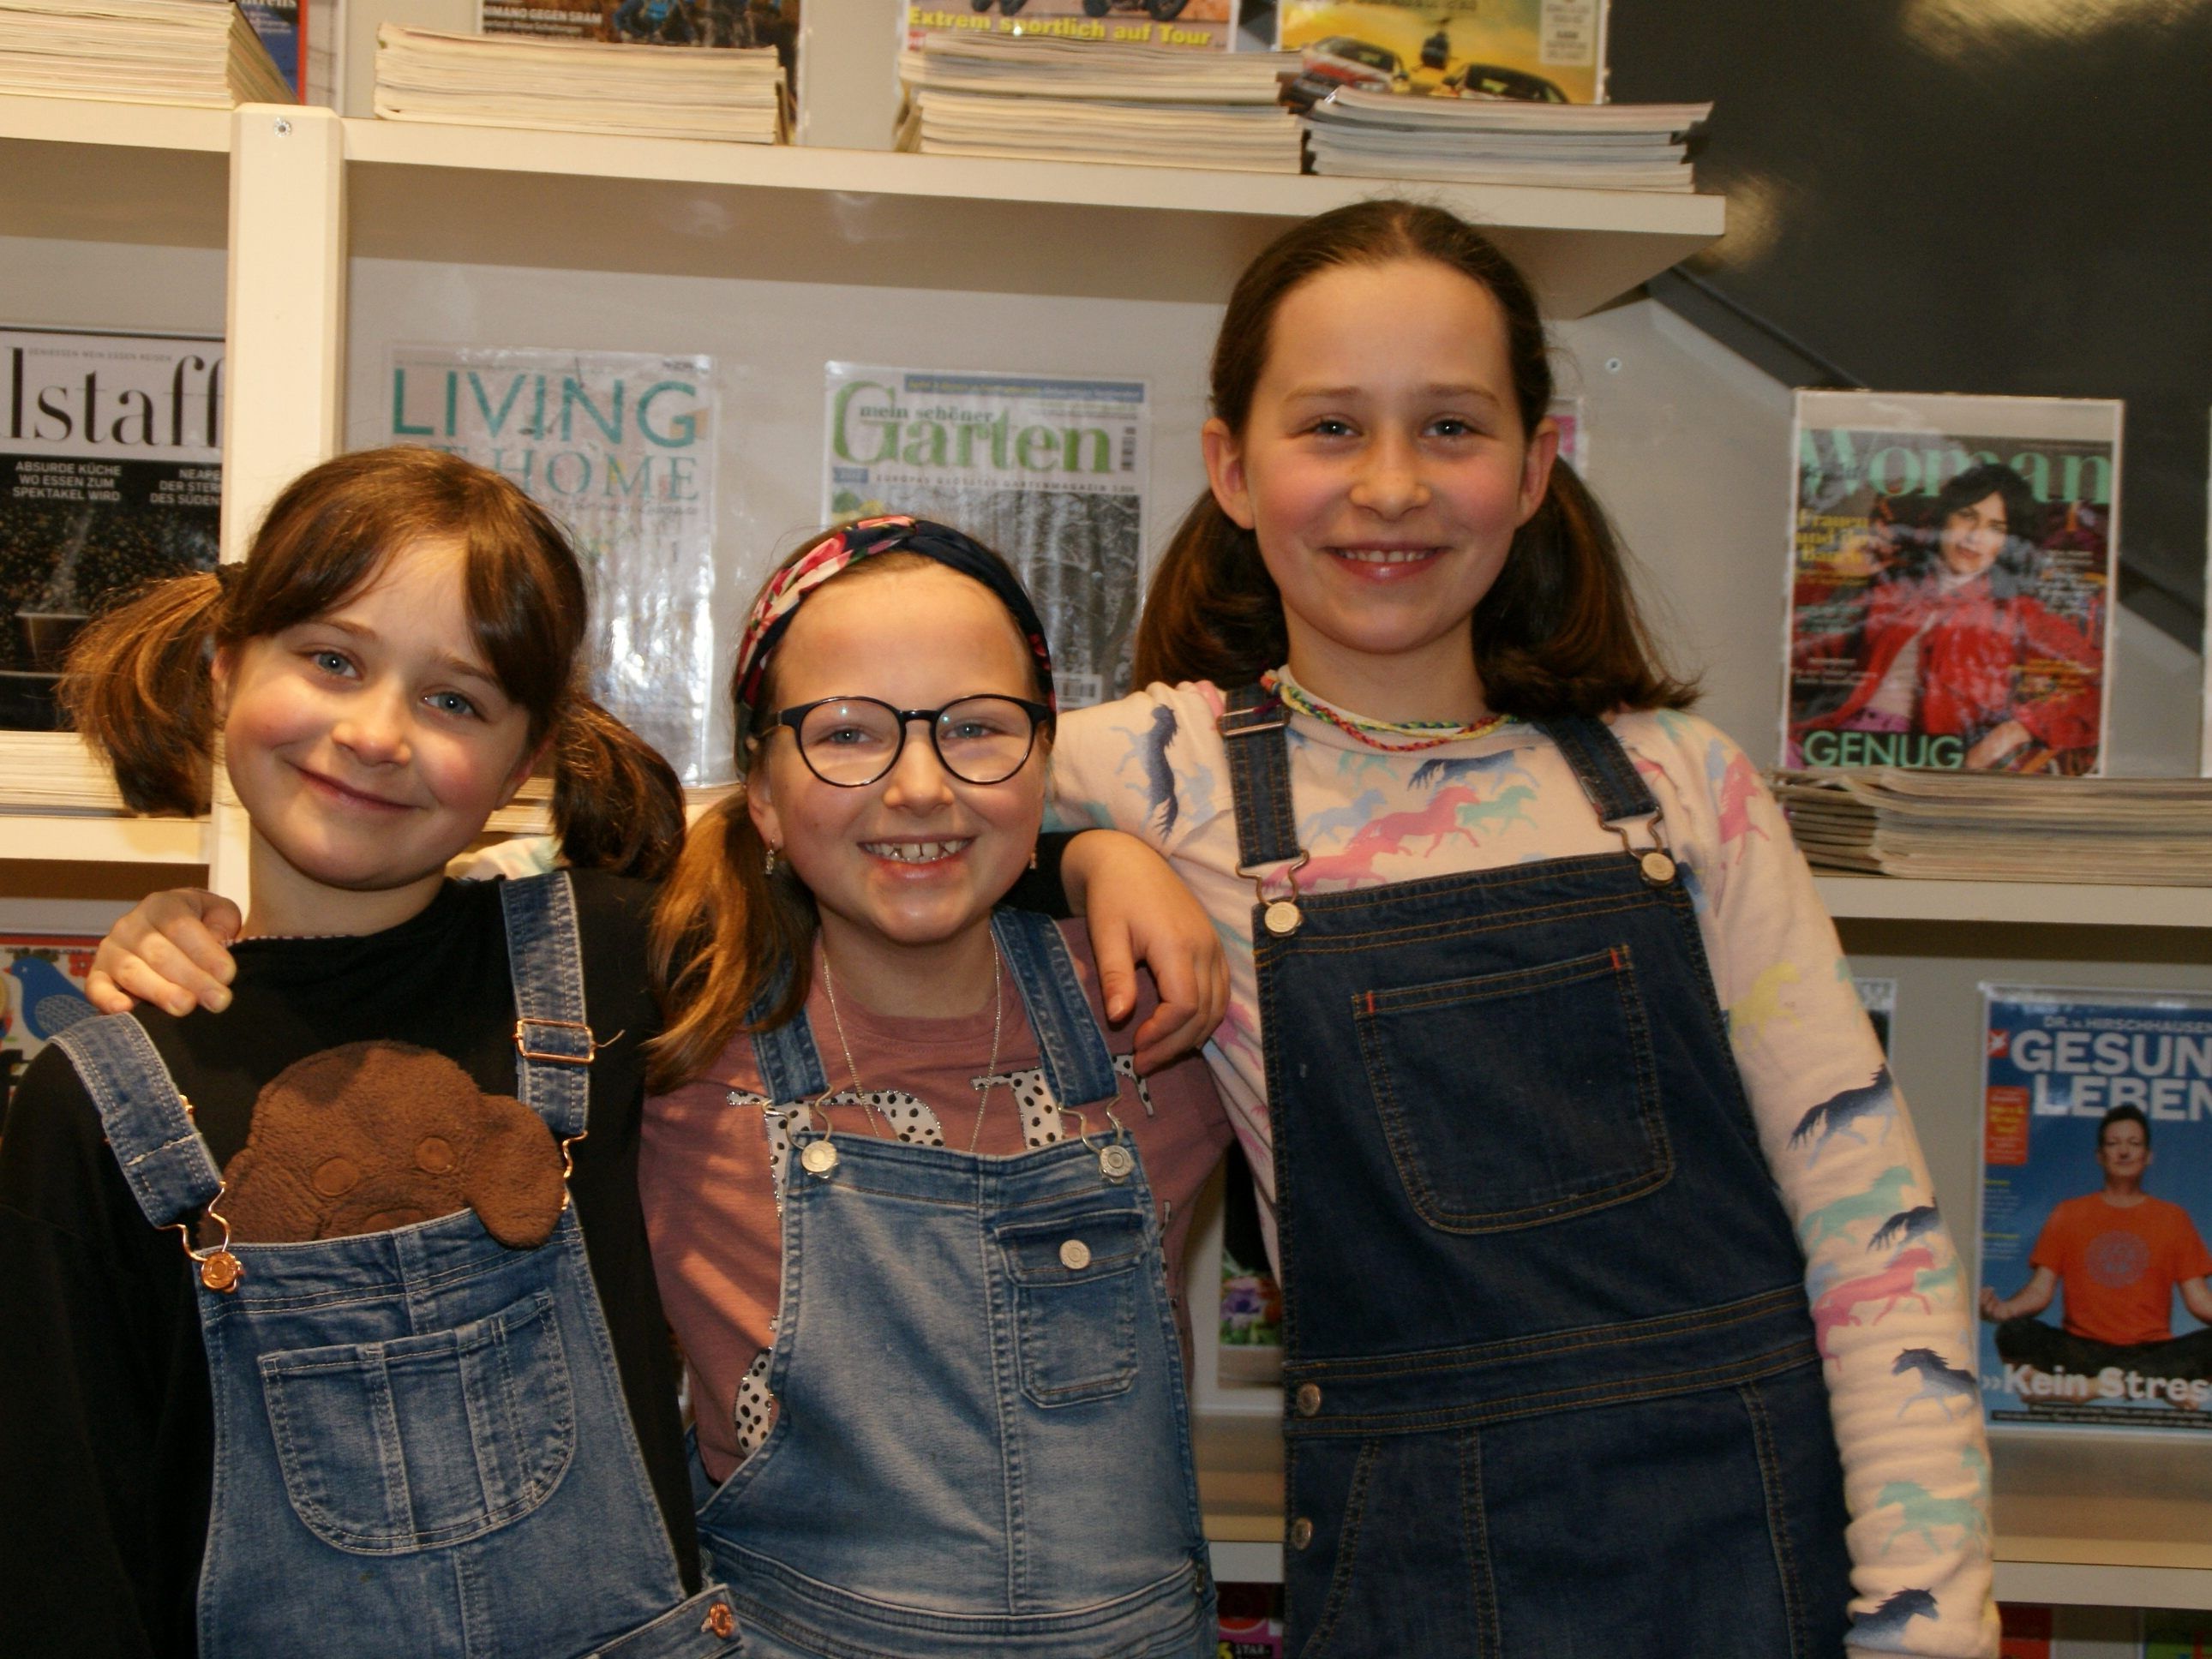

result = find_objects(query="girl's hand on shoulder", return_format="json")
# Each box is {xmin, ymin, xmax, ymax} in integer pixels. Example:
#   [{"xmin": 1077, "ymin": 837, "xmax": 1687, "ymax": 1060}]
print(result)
[
  {"xmin": 87, "ymin": 889, "xmax": 242, "ymax": 1016},
  {"xmin": 1061, "ymin": 830, "xmax": 1226, "ymax": 1073}
]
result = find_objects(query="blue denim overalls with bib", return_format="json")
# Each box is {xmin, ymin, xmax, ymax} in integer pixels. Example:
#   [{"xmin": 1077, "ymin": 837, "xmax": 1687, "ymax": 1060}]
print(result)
[
  {"xmin": 54, "ymin": 874, "xmax": 743, "ymax": 1659},
  {"xmin": 692, "ymin": 907, "xmax": 1215, "ymax": 1659},
  {"xmin": 1220, "ymin": 690, "xmax": 1853, "ymax": 1658}
]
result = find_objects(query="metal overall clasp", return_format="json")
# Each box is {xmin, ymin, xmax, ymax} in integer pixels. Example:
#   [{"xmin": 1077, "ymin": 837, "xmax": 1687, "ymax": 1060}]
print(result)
[
  {"xmin": 1613, "ymin": 812, "xmax": 1676, "ymax": 885},
  {"xmin": 1238, "ymin": 850, "xmax": 1311, "ymax": 937}
]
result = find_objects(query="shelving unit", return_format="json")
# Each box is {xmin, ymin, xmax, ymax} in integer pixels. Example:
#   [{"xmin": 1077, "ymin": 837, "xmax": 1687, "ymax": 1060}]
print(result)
[
  {"xmin": 1816, "ymin": 873, "xmax": 2212, "ymax": 930},
  {"xmin": 3, "ymin": 92, "xmax": 1722, "ymax": 898},
  {"xmin": 9, "ymin": 86, "xmax": 2209, "ymax": 1622}
]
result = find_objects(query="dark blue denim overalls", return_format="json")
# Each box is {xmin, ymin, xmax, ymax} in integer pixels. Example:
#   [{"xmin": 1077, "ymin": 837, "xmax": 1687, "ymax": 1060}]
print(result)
[
  {"xmin": 54, "ymin": 874, "xmax": 742, "ymax": 1659},
  {"xmin": 1220, "ymin": 689, "xmax": 1854, "ymax": 1657},
  {"xmin": 692, "ymin": 908, "xmax": 1215, "ymax": 1659}
]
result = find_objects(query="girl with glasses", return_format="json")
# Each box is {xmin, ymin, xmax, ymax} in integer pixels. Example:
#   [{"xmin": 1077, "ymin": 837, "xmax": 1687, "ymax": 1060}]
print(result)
[{"xmin": 641, "ymin": 516, "xmax": 1231, "ymax": 1657}]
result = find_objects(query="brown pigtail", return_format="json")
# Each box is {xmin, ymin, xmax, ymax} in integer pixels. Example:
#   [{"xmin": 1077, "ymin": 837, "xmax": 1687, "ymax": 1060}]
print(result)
[
  {"xmin": 58, "ymin": 571, "xmax": 227, "ymax": 815},
  {"xmin": 644, "ymin": 788, "xmax": 818, "ymax": 1094},
  {"xmin": 546, "ymin": 697, "xmax": 686, "ymax": 883},
  {"xmin": 1132, "ymin": 494, "xmax": 1287, "ymax": 690},
  {"xmin": 1476, "ymin": 462, "xmax": 1699, "ymax": 719}
]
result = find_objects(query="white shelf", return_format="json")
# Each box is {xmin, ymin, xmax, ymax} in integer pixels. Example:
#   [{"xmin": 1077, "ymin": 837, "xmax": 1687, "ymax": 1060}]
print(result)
[
  {"xmin": 341, "ymin": 113, "xmax": 1722, "ymax": 315},
  {"xmin": 1815, "ymin": 873, "xmax": 2212, "ymax": 930},
  {"xmin": 0, "ymin": 812, "xmax": 206, "ymax": 864},
  {"xmin": 1197, "ymin": 1409, "xmax": 2212, "ymax": 1607}
]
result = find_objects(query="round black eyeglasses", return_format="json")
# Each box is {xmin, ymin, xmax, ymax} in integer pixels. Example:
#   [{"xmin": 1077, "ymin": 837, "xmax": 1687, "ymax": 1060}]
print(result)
[{"xmin": 766, "ymin": 694, "xmax": 1054, "ymax": 788}]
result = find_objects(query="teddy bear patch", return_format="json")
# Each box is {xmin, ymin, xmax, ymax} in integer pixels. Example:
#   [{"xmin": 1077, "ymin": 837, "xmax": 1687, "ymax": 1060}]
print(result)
[{"xmin": 210, "ymin": 1040, "xmax": 567, "ymax": 1249}]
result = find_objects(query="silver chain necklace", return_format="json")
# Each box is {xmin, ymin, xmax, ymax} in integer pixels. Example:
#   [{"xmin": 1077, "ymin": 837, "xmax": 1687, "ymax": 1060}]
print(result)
[{"xmin": 818, "ymin": 932, "xmax": 1005, "ymax": 1154}]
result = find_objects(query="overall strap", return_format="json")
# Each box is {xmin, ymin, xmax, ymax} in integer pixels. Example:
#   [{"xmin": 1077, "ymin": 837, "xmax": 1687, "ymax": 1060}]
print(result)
[
  {"xmin": 52, "ymin": 1015, "xmax": 221, "ymax": 1230},
  {"xmin": 745, "ymin": 967, "xmax": 831, "ymax": 1103},
  {"xmin": 991, "ymin": 907, "xmax": 1118, "ymax": 1110},
  {"xmin": 1218, "ymin": 683, "xmax": 1303, "ymax": 870},
  {"xmin": 1532, "ymin": 716, "xmax": 1661, "ymax": 830},
  {"xmin": 500, "ymin": 872, "xmax": 594, "ymax": 1141}
]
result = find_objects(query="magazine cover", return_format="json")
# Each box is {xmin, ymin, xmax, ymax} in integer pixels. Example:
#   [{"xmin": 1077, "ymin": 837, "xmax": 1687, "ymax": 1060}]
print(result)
[
  {"xmin": 1996, "ymin": 1603, "xmax": 2052, "ymax": 1659},
  {"xmin": 2143, "ymin": 1609, "xmax": 2212, "ymax": 1657},
  {"xmin": 1215, "ymin": 1142, "xmax": 1282, "ymax": 1385},
  {"xmin": 907, "ymin": 0, "xmax": 1233, "ymax": 52},
  {"xmin": 1279, "ymin": 0, "xmax": 1604, "ymax": 105},
  {"xmin": 2, "ymin": 327, "xmax": 223, "ymax": 733},
  {"xmin": 387, "ymin": 345, "xmax": 722, "ymax": 782},
  {"xmin": 1783, "ymin": 391, "xmax": 2122, "ymax": 776},
  {"xmin": 1, "ymin": 934, "xmax": 98, "ymax": 1125},
  {"xmin": 1976, "ymin": 985, "xmax": 2212, "ymax": 1432},
  {"xmin": 482, "ymin": 0, "xmax": 799, "ymax": 90},
  {"xmin": 824, "ymin": 364, "xmax": 1147, "ymax": 710}
]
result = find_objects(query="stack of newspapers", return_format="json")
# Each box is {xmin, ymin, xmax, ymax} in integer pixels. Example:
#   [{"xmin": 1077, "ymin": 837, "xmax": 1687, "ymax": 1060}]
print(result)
[
  {"xmin": 1303, "ymin": 90, "xmax": 1711, "ymax": 190},
  {"xmin": 1772, "ymin": 769, "xmax": 2212, "ymax": 884},
  {"xmin": 899, "ymin": 33, "xmax": 1301, "ymax": 174},
  {"xmin": 0, "ymin": 0, "xmax": 289, "ymax": 107},
  {"xmin": 375, "ymin": 24, "xmax": 785, "ymax": 142}
]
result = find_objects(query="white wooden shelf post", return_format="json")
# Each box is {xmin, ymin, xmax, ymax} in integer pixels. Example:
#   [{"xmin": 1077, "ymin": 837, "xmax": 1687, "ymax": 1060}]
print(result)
[{"xmin": 212, "ymin": 104, "xmax": 348, "ymax": 907}]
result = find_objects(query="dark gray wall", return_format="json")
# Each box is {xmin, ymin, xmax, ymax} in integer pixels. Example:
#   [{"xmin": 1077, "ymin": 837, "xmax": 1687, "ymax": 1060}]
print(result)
[{"xmin": 1610, "ymin": 0, "xmax": 2211, "ymax": 645}]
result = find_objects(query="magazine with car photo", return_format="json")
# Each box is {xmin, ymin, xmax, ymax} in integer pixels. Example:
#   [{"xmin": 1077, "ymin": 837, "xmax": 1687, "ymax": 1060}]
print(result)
[
  {"xmin": 1279, "ymin": 0, "xmax": 1604, "ymax": 106},
  {"xmin": 1976, "ymin": 985, "xmax": 2212, "ymax": 1434},
  {"xmin": 1783, "ymin": 390, "xmax": 2122, "ymax": 776}
]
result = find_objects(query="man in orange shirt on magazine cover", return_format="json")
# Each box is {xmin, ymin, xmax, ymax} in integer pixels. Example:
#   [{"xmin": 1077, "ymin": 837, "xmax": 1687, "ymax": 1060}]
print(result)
[{"xmin": 1981, "ymin": 1105, "xmax": 2212, "ymax": 1410}]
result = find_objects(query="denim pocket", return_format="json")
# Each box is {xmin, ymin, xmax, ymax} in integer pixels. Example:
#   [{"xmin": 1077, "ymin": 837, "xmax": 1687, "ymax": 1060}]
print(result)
[
  {"xmin": 260, "ymin": 1289, "xmax": 577, "ymax": 1554},
  {"xmin": 1353, "ymin": 946, "xmax": 1672, "ymax": 1233},
  {"xmin": 999, "ymin": 1209, "xmax": 1145, "ymax": 1407}
]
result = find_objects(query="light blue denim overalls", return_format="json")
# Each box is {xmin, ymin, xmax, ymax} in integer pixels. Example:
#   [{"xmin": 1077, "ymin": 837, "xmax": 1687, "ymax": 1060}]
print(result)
[
  {"xmin": 1220, "ymin": 690, "xmax": 1855, "ymax": 1658},
  {"xmin": 54, "ymin": 873, "xmax": 743, "ymax": 1659},
  {"xmin": 692, "ymin": 907, "xmax": 1216, "ymax": 1659}
]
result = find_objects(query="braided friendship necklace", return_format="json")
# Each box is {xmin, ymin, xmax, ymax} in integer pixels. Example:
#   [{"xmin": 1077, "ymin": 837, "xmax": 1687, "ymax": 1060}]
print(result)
[{"xmin": 1264, "ymin": 669, "xmax": 1518, "ymax": 753}]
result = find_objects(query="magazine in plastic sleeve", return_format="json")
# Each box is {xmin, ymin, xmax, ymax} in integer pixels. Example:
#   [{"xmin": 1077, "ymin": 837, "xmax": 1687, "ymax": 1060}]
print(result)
[
  {"xmin": 823, "ymin": 364, "xmax": 1148, "ymax": 710},
  {"xmin": 908, "ymin": 0, "xmax": 1233, "ymax": 53},
  {"xmin": 1976, "ymin": 984, "xmax": 2212, "ymax": 1432},
  {"xmin": 387, "ymin": 344, "xmax": 722, "ymax": 783},
  {"xmin": 1783, "ymin": 390, "xmax": 2121, "ymax": 775},
  {"xmin": 1279, "ymin": 0, "xmax": 1604, "ymax": 105},
  {"xmin": 2, "ymin": 935, "xmax": 99, "ymax": 1111},
  {"xmin": 2, "ymin": 326, "xmax": 223, "ymax": 733}
]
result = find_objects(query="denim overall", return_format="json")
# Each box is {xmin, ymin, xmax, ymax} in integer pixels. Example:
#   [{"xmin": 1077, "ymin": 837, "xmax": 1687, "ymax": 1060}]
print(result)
[
  {"xmin": 1220, "ymin": 691, "xmax": 1853, "ymax": 1658},
  {"xmin": 54, "ymin": 874, "xmax": 742, "ymax": 1659},
  {"xmin": 692, "ymin": 907, "xmax": 1215, "ymax": 1659}
]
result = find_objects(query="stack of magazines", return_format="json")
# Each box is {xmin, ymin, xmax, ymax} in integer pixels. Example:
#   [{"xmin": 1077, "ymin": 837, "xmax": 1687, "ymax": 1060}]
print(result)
[
  {"xmin": 899, "ymin": 33, "xmax": 1302, "ymax": 174},
  {"xmin": 375, "ymin": 24, "xmax": 785, "ymax": 142},
  {"xmin": 0, "ymin": 0, "xmax": 289, "ymax": 107},
  {"xmin": 1302, "ymin": 90, "xmax": 1711, "ymax": 190},
  {"xmin": 1772, "ymin": 769, "xmax": 2212, "ymax": 884}
]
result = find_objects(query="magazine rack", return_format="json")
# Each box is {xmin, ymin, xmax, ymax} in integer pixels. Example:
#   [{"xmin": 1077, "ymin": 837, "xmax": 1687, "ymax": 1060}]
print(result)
[{"xmin": 7, "ymin": 92, "xmax": 2210, "ymax": 1613}]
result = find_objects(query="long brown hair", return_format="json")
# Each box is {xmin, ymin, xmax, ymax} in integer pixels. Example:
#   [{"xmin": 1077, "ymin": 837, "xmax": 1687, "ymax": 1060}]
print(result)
[
  {"xmin": 1133, "ymin": 201, "xmax": 1697, "ymax": 716},
  {"xmin": 61, "ymin": 446, "xmax": 684, "ymax": 878},
  {"xmin": 645, "ymin": 538, "xmax": 1050, "ymax": 1093}
]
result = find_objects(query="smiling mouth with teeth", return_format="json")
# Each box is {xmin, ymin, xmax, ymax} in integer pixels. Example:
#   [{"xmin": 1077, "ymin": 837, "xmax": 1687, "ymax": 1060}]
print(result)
[
  {"xmin": 862, "ymin": 839, "xmax": 974, "ymax": 863},
  {"xmin": 1336, "ymin": 548, "xmax": 1436, "ymax": 565}
]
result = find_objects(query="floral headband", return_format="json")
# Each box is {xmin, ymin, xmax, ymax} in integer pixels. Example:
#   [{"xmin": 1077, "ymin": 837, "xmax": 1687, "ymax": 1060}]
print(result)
[{"xmin": 731, "ymin": 516, "xmax": 1056, "ymax": 750}]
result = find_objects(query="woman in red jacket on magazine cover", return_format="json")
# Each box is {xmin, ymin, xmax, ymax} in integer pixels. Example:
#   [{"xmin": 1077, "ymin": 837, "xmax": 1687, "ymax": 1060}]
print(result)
[{"xmin": 1789, "ymin": 460, "xmax": 2104, "ymax": 772}]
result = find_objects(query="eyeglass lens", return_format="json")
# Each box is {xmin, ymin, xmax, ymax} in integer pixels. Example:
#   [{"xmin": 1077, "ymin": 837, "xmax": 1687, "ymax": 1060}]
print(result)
[{"xmin": 796, "ymin": 696, "xmax": 1038, "ymax": 786}]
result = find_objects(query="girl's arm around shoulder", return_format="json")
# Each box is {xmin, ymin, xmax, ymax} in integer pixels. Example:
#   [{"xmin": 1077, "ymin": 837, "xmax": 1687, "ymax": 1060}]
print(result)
[
  {"xmin": 1617, "ymin": 714, "xmax": 1997, "ymax": 1657},
  {"xmin": 1046, "ymin": 681, "xmax": 1234, "ymax": 857},
  {"xmin": 0, "ymin": 1045, "xmax": 202, "ymax": 1657}
]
